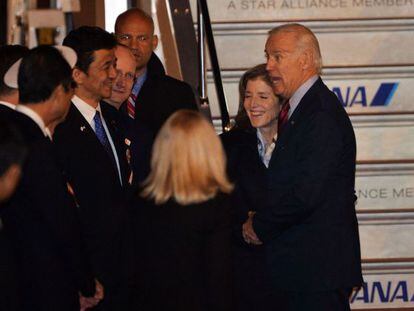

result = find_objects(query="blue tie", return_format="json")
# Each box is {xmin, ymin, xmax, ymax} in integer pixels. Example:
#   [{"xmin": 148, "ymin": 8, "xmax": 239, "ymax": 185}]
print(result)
[{"xmin": 93, "ymin": 111, "xmax": 116, "ymax": 165}]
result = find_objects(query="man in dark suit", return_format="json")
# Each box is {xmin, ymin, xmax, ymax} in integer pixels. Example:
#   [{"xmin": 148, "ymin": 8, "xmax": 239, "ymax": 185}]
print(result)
[
  {"xmin": 2, "ymin": 45, "xmax": 102, "ymax": 311},
  {"xmin": 56, "ymin": 26, "xmax": 132, "ymax": 310},
  {"xmin": 114, "ymin": 8, "xmax": 198, "ymax": 183},
  {"xmin": 0, "ymin": 45, "xmax": 28, "ymax": 119},
  {"xmin": 0, "ymin": 44, "xmax": 28, "ymax": 311},
  {"xmin": 242, "ymin": 24, "xmax": 363, "ymax": 310},
  {"xmin": 0, "ymin": 121, "xmax": 26, "ymax": 311}
]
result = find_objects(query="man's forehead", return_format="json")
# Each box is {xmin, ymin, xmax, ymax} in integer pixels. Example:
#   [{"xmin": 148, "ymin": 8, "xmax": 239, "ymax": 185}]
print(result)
[
  {"xmin": 266, "ymin": 33, "xmax": 296, "ymax": 52},
  {"xmin": 115, "ymin": 47, "xmax": 136, "ymax": 63},
  {"xmin": 116, "ymin": 16, "xmax": 154, "ymax": 34},
  {"xmin": 93, "ymin": 49, "xmax": 115, "ymax": 63}
]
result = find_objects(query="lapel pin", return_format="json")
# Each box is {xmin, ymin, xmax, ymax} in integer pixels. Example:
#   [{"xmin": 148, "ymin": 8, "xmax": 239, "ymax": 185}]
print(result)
[{"xmin": 80, "ymin": 126, "xmax": 86, "ymax": 132}]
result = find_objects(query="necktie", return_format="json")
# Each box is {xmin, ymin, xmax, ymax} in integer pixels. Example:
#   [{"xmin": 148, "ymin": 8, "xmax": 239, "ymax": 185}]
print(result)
[
  {"xmin": 278, "ymin": 101, "xmax": 290, "ymax": 134},
  {"xmin": 127, "ymin": 93, "xmax": 136, "ymax": 119},
  {"xmin": 93, "ymin": 111, "xmax": 116, "ymax": 166}
]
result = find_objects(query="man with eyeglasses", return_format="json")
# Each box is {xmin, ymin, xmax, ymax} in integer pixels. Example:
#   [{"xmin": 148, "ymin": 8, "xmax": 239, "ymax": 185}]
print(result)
[{"xmin": 106, "ymin": 44, "xmax": 136, "ymax": 111}]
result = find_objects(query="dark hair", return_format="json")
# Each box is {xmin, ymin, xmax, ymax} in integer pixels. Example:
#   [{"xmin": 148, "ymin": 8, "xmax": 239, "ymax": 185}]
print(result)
[
  {"xmin": 233, "ymin": 63, "xmax": 275, "ymax": 130},
  {"xmin": 63, "ymin": 26, "xmax": 117, "ymax": 73},
  {"xmin": 0, "ymin": 45, "xmax": 29, "ymax": 96},
  {"xmin": 18, "ymin": 45, "xmax": 73, "ymax": 104},
  {"xmin": 0, "ymin": 120, "xmax": 26, "ymax": 176}
]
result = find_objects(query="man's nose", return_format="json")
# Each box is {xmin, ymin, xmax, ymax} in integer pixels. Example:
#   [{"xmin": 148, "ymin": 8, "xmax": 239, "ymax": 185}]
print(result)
[
  {"xmin": 109, "ymin": 64, "xmax": 117, "ymax": 79},
  {"xmin": 115, "ymin": 74, "xmax": 126, "ymax": 87},
  {"xmin": 266, "ymin": 58, "xmax": 276, "ymax": 71},
  {"xmin": 130, "ymin": 38, "xmax": 141, "ymax": 50}
]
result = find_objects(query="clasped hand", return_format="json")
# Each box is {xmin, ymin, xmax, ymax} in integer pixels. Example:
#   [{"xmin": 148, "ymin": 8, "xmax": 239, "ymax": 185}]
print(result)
[{"xmin": 242, "ymin": 211, "xmax": 263, "ymax": 245}]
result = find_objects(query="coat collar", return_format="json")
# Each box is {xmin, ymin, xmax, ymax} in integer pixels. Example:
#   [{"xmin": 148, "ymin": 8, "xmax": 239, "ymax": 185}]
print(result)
[{"xmin": 268, "ymin": 77, "xmax": 324, "ymax": 166}]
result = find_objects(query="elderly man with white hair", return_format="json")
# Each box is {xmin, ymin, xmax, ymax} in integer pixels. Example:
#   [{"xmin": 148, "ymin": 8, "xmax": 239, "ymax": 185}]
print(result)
[{"xmin": 242, "ymin": 24, "xmax": 363, "ymax": 310}]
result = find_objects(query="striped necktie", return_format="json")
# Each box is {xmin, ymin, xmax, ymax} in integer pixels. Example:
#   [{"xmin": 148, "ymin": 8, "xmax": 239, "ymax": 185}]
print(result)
[
  {"xmin": 127, "ymin": 93, "xmax": 136, "ymax": 119},
  {"xmin": 278, "ymin": 101, "xmax": 291, "ymax": 134}
]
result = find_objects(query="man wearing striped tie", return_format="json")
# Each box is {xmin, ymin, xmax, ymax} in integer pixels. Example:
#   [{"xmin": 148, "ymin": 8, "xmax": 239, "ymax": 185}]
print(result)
[{"xmin": 115, "ymin": 8, "xmax": 198, "ymax": 184}]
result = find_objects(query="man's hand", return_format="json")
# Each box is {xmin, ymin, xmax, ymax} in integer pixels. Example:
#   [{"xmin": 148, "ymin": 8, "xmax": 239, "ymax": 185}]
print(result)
[
  {"xmin": 79, "ymin": 295, "xmax": 98, "ymax": 311},
  {"xmin": 242, "ymin": 212, "xmax": 263, "ymax": 245},
  {"xmin": 94, "ymin": 279, "xmax": 104, "ymax": 301},
  {"xmin": 79, "ymin": 279, "xmax": 104, "ymax": 311}
]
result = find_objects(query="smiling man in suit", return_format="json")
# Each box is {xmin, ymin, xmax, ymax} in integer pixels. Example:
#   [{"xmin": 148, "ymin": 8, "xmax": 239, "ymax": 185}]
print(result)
[
  {"xmin": 242, "ymin": 24, "xmax": 363, "ymax": 310},
  {"xmin": 55, "ymin": 26, "xmax": 132, "ymax": 310}
]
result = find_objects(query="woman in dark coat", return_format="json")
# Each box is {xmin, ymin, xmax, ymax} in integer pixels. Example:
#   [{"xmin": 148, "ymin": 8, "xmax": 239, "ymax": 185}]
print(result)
[
  {"xmin": 135, "ymin": 109, "xmax": 234, "ymax": 311},
  {"xmin": 221, "ymin": 64, "xmax": 283, "ymax": 311}
]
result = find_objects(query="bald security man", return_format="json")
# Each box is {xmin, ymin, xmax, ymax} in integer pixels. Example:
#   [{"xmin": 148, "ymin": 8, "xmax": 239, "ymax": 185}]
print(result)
[{"xmin": 114, "ymin": 8, "xmax": 198, "ymax": 183}]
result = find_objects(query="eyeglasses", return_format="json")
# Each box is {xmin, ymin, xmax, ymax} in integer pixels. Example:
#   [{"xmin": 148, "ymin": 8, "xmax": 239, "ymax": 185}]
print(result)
[{"xmin": 116, "ymin": 70, "xmax": 135, "ymax": 82}]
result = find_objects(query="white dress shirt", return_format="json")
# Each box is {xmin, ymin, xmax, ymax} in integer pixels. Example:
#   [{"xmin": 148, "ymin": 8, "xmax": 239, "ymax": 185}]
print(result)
[
  {"xmin": 72, "ymin": 95, "xmax": 123, "ymax": 185},
  {"xmin": 288, "ymin": 75, "xmax": 319, "ymax": 119},
  {"xmin": 0, "ymin": 100, "xmax": 16, "ymax": 110}
]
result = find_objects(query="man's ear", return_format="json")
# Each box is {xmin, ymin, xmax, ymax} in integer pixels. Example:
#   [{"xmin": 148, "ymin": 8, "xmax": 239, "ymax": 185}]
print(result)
[
  {"xmin": 72, "ymin": 68, "xmax": 85, "ymax": 85},
  {"xmin": 152, "ymin": 35, "xmax": 159, "ymax": 51},
  {"xmin": 300, "ymin": 49, "xmax": 314, "ymax": 71}
]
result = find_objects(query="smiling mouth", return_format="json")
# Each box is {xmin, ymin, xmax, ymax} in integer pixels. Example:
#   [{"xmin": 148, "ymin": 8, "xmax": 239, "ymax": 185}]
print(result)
[{"xmin": 249, "ymin": 111, "xmax": 266, "ymax": 117}]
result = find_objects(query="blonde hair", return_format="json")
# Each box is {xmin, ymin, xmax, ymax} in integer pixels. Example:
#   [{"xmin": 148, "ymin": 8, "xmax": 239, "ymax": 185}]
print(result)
[
  {"xmin": 141, "ymin": 110, "xmax": 233, "ymax": 205},
  {"xmin": 269, "ymin": 23, "xmax": 322, "ymax": 74}
]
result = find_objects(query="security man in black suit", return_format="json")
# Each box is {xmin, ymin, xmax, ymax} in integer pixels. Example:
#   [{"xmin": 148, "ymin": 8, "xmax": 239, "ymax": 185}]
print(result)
[
  {"xmin": 55, "ymin": 26, "xmax": 132, "ymax": 310},
  {"xmin": 2, "ymin": 45, "xmax": 102, "ymax": 311},
  {"xmin": 114, "ymin": 8, "xmax": 198, "ymax": 183},
  {"xmin": 242, "ymin": 24, "xmax": 363, "ymax": 310}
]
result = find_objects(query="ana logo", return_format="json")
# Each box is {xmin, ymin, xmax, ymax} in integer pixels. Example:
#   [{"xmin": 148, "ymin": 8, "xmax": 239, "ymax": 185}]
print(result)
[
  {"xmin": 332, "ymin": 83, "xmax": 399, "ymax": 107},
  {"xmin": 351, "ymin": 280, "xmax": 414, "ymax": 305}
]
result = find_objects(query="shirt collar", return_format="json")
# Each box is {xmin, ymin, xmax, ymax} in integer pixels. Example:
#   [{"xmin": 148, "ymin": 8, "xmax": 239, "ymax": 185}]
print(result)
[
  {"xmin": 72, "ymin": 95, "xmax": 102, "ymax": 126},
  {"xmin": 16, "ymin": 104, "xmax": 51, "ymax": 139},
  {"xmin": 256, "ymin": 129, "xmax": 278, "ymax": 149},
  {"xmin": 131, "ymin": 68, "xmax": 148, "ymax": 97},
  {"xmin": 288, "ymin": 75, "xmax": 319, "ymax": 118},
  {"xmin": 0, "ymin": 100, "xmax": 16, "ymax": 110}
]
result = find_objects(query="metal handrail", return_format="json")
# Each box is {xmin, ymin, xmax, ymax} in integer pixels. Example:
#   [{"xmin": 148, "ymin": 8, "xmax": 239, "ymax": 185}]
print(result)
[{"xmin": 197, "ymin": 0, "xmax": 230, "ymax": 132}]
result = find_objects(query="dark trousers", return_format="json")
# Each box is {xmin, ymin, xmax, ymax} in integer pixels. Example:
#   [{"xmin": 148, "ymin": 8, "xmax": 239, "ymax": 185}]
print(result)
[
  {"xmin": 270, "ymin": 288, "xmax": 352, "ymax": 311},
  {"xmin": 233, "ymin": 245, "xmax": 273, "ymax": 311},
  {"xmin": 0, "ymin": 232, "xmax": 19, "ymax": 311}
]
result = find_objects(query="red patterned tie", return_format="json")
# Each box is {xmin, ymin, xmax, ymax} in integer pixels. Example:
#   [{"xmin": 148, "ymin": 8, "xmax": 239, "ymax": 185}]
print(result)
[
  {"xmin": 127, "ymin": 93, "xmax": 136, "ymax": 119},
  {"xmin": 278, "ymin": 101, "xmax": 290, "ymax": 134}
]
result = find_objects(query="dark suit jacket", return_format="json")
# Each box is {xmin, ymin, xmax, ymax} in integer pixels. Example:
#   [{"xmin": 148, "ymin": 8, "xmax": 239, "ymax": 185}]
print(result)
[
  {"xmin": 120, "ymin": 53, "xmax": 198, "ymax": 184},
  {"xmin": 0, "ymin": 105, "xmax": 20, "ymax": 311},
  {"xmin": 2, "ymin": 112, "xmax": 95, "ymax": 311},
  {"xmin": 134, "ymin": 193, "xmax": 233, "ymax": 311},
  {"xmin": 53, "ymin": 102, "xmax": 131, "ymax": 297},
  {"xmin": 252, "ymin": 78, "xmax": 363, "ymax": 291},
  {"xmin": 221, "ymin": 129, "xmax": 273, "ymax": 310},
  {"xmin": 0, "ymin": 103, "xmax": 16, "ymax": 121}
]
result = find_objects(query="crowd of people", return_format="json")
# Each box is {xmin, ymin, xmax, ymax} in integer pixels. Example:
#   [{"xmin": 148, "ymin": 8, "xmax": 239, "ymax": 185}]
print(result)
[{"xmin": 0, "ymin": 7, "xmax": 363, "ymax": 311}]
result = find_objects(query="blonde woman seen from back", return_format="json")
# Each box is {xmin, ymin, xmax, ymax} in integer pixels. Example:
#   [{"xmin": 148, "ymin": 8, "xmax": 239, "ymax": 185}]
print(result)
[{"xmin": 135, "ymin": 109, "xmax": 233, "ymax": 311}]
